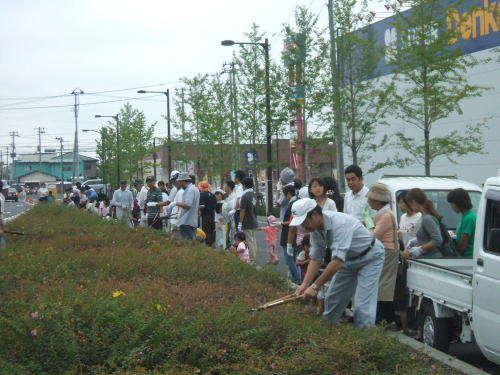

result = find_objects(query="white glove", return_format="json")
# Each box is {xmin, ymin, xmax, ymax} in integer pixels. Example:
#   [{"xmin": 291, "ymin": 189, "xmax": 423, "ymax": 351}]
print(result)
[
  {"xmin": 147, "ymin": 202, "xmax": 157, "ymax": 207},
  {"xmin": 271, "ymin": 221, "xmax": 282, "ymax": 228},
  {"xmin": 228, "ymin": 209, "xmax": 235, "ymax": 217},
  {"xmin": 237, "ymin": 223, "xmax": 242, "ymax": 232},
  {"xmin": 406, "ymin": 238, "xmax": 417, "ymax": 249},
  {"xmin": 409, "ymin": 246, "xmax": 424, "ymax": 258},
  {"xmin": 286, "ymin": 243, "xmax": 294, "ymax": 256},
  {"xmin": 121, "ymin": 204, "xmax": 128, "ymax": 209},
  {"xmin": 168, "ymin": 201, "xmax": 176, "ymax": 208}
]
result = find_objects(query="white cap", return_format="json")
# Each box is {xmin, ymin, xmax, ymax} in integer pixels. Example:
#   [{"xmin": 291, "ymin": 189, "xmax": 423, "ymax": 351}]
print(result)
[
  {"xmin": 0, "ymin": 180, "xmax": 10, "ymax": 190},
  {"xmin": 170, "ymin": 170, "xmax": 180, "ymax": 179},
  {"xmin": 289, "ymin": 198, "xmax": 317, "ymax": 226}
]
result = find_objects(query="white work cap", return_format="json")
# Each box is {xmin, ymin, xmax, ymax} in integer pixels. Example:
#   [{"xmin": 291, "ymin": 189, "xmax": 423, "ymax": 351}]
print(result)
[{"xmin": 289, "ymin": 198, "xmax": 317, "ymax": 226}]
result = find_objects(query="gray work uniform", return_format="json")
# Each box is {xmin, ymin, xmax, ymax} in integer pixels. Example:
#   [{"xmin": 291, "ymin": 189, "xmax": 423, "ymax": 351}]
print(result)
[
  {"xmin": 309, "ymin": 211, "xmax": 385, "ymax": 327},
  {"xmin": 111, "ymin": 188, "xmax": 134, "ymax": 227}
]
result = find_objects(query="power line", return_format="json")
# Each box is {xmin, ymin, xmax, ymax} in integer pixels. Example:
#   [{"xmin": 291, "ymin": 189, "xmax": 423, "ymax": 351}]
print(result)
[
  {"xmin": 0, "ymin": 94, "xmax": 164, "ymax": 111},
  {"xmin": 0, "ymin": 81, "xmax": 181, "ymax": 102}
]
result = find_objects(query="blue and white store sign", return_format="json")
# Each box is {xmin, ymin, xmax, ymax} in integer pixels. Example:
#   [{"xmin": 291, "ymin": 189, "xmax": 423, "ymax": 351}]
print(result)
[{"xmin": 368, "ymin": 0, "xmax": 499, "ymax": 77}]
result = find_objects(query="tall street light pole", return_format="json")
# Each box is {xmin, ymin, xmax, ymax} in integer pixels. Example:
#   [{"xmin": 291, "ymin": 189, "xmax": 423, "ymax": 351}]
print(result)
[
  {"xmin": 95, "ymin": 114, "xmax": 119, "ymax": 187},
  {"xmin": 83, "ymin": 129, "xmax": 107, "ymax": 194},
  {"xmin": 221, "ymin": 38, "xmax": 273, "ymax": 215},
  {"xmin": 137, "ymin": 90, "xmax": 172, "ymax": 178},
  {"xmin": 55, "ymin": 137, "xmax": 64, "ymax": 198}
]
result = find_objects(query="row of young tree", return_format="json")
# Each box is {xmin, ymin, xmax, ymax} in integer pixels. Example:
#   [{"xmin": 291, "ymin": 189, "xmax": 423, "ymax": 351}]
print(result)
[
  {"xmin": 94, "ymin": 0, "xmax": 492, "ymax": 186},
  {"xmin": 170, "ymin": 0, "xmax": 490, "ymax": 180}
]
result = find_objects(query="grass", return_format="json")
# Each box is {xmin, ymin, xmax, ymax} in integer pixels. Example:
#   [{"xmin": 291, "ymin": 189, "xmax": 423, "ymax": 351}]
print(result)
[{"xmin": 0, "ymin": 204, "xmax": 460, "ymax": 375}]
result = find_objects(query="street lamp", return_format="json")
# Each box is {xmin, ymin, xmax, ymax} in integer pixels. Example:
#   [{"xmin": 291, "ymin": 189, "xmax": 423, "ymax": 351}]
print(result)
[
  {"xmin": 83, "ymin": 129, "xmax": 107, "ymax": 193},
  {"xmin": 95, "ymin": 114, "xmax": 119, "ymax": 187},
  {"xmin": 221, "ymin": 38, "xmax": 273, "ymax": 215},
  {"xmin": 137, "ymin": 89, "xmax": 172, "ymax": 178}
]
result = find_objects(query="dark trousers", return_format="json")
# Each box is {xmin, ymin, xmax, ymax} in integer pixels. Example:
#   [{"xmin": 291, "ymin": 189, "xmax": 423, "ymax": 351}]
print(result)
[
  {"xmin": 148, "ymin": 217, "xmax": 162, "ymax": 230},
  {"xmin": 201, "ymin": 214, "xmax": 215, "ymax": 246}
]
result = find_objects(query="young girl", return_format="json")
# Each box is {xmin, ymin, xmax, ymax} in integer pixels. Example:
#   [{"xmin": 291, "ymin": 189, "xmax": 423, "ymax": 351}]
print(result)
[
  {"xmin": 231, "ymin": 232, "xmax": 250, "ymax": 263},
  {"xmin": 99, "ymin": 198, "xmax": 110, "ymax": 218},
  {"xmin": 215, "ymin": 202, "xmax": 226, "ymax": 250},
  {"xmin": 257, "ymin": 215, "xmax": 280, "ymax": 264},
  {"xmin": 296, "ymin": 234, "xmax": 311, "ymax": 279}
]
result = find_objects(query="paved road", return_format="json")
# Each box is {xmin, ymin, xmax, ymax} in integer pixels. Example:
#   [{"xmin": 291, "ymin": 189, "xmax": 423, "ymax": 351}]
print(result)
[
  {"xmin": 254, "ymin": 216, "xmax": 288, "ymax": 278},
  {"xmin": 449, "ymin": 342, "xmax": 500, "ymax": 375},
  {"xmin": 3, "ymin": 199, "xmax": 34, "ymax": 221}
]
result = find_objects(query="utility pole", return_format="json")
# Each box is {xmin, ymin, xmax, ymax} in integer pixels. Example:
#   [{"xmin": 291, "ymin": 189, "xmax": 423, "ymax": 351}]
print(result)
[
  {"xmin": 180, "ymin": 87, "xmax": 186, "ymax": 137},
  {"xmin": 71, "ymin": 88, "xmax": 84, "ymax": 183},
  {"xmin": 5, "ymin": 146, "xmax": 10, "ymax": 180},
  {"xmin": 35, "ymin": 126, "xmax": 45, "ymax": 170},
  {"xmin": 327, "ymin": 0, "xmax": 346, "ymax": 194},
  {"xmin": 223, "ymin": 60, "xmax": 240, "ymax": 169},
  {"xmin": 0, "ymin": 149, "xmax": 3, "ymax": 179},
  {"xmin": 153, "ymin": 138, "xmax": 157, "ymax": 180},
  {"xmin": 9, "ymin": 131, "xmax": 19, "ymax": 159},
  {"xmin": 56, "ymin": 137, "xmax": 64, "ymax": 198}
]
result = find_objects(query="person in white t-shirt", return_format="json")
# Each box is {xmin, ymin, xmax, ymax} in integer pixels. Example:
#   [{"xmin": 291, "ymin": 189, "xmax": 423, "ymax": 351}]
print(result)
[
  {"xmin": 343, "ymin": 165, "xmax": 369, "ymax": 221},
  {"xmin": 397, "ymin": 191, "xmax": 422, "ymax": 250}
]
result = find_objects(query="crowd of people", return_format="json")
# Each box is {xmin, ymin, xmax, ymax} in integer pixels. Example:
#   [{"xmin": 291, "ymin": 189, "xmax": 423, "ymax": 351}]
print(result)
[{"xmin": 1, "ymin": 163, "xmax": 477, "ymax": 330}]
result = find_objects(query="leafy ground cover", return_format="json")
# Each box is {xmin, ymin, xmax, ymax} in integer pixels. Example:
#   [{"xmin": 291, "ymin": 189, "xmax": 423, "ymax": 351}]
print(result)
[{"xmin": 0, "ymin": 204, "xmax": 459, "ymax": 375}]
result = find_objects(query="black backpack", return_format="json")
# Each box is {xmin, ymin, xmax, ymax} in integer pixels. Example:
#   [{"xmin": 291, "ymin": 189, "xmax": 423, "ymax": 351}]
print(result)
[{"xmin": 438, "ymin": 219, "xmax": 460, "ymax": 257}]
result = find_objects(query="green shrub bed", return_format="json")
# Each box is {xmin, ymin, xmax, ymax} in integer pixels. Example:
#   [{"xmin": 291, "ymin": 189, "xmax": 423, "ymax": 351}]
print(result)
[{"xmin": 0, "ymin": 204, "xmax": 459, "ymax": 375}]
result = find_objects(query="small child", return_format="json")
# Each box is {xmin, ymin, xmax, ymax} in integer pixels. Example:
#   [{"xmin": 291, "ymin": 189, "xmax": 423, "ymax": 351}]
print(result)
[
  {"xmin": 230, "ymin": 231, "xmax": 250, "ymax": 263},
  {"xmin": 215, "ymin": 202, "xmax": 225, "ymax": 250},
  {"xmin": 99, "ymin": 199, "xmax": 110, "ymax": 217},
  {"xmin": 257, "ymin": 215, "xmax": 280, "ymax": 264},
  {"xmin": 296, "ymin": 234, "xmax": 311, "ymax": 279}
]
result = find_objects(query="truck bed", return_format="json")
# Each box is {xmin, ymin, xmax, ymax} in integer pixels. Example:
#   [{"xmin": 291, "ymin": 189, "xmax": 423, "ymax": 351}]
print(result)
[{"xmin": 406, "ymin": 258, "xmax": 474, "ymax": 313}]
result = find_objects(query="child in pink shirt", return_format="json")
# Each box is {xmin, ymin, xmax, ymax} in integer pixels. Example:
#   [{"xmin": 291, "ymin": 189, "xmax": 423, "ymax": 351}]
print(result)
[
  {"xmin": 231, "ymin": 231, "xmax": 250, "ymax": 263},
  {"xmin": 257, "ymin": 215, "xmax": 280, "ymax": 264}
]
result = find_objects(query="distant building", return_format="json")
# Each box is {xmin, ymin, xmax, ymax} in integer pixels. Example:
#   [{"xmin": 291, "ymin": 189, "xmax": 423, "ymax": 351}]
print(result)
[{"xmin": 12, "ymin": 152, "xmax": 98, "ymax": 182}]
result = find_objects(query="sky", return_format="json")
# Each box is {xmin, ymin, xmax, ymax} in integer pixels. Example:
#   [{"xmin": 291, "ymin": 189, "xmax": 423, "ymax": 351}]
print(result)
[{"xmin": 0, "ymin": 0, "xmax": 387, "ymax": 160}]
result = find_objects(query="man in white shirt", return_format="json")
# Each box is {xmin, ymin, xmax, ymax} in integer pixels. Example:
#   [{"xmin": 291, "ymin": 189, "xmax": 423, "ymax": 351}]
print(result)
[
  {"xmin": 343, "ymin": 165, "xmax": 369, "ymax": 221},
  {"xmin": 136, "ymin": 179, "xmax": 148, "ymax": 227},
  {"xmin": 232, "ymin": 170, "xmax": 246, "ymax": 228},
  {"xmin": 110, "ymin": 179, "xmax": 134, "ymax": 227}
]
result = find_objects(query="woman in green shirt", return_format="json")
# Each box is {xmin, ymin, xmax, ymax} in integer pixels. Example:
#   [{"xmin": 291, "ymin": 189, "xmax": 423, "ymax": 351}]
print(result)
[{"xmin": 447, "ymin": 188, "xmax": 476, "ymax": 257}]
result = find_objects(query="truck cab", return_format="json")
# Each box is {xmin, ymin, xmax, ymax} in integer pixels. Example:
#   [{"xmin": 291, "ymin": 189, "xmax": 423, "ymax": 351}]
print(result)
[{"xmin": 405, "ymin": 176, "xmax": 500, "ymax": 365}]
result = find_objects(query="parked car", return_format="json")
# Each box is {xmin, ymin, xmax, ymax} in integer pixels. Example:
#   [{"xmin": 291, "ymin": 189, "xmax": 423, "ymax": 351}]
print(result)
[
  {"xmin": 82, "ymin": 179, "xmax": 108, "ymax": 194},
  {"xmin": 5, "ymin": 187, "xmax": 19, "ymax": 202},
  {"xmin": 405, "ymin": 175, "xmax": 500, "ymax": 365}
]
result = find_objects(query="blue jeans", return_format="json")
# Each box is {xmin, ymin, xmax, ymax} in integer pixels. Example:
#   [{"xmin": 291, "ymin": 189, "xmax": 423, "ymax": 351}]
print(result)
[
  {"xmin": 283, "ymin": 245, "xmax": 302, "ymax": 284},
  {"xmin": 179, "ymin": 225, "xmax": 196, "ymax": 240}
]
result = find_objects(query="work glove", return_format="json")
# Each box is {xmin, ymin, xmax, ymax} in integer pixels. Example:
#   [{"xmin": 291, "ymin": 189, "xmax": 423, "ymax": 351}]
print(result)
[
  {"xmin": 228, "ymin": 209, "xmax": 235, "ymax": 217},
  {"xmin": 121, "ymin": 204, "xmax": 128, "ymax": 209},
  {"xmin": 408, "ymin": 246, "xmax": 424, "ymax": 258},
  {"xmin": 168, "ymin": 201, "xmax": 176, "ymax": 208},
  {"xmin": 271, "ymin": 221, "xmax": 282, "ymax": 228},
  {"xmin": 147, "ymin": 202, "xmax": 157, "ymax": 207},
  {"xmin": 406, "ymin": 238, "xmax": 417, "ymax": 249},
  {"xmin": 237, "ymin": 223, "xmax": 242, "ymax": 232},
  {"xmin": 286, "ymin": 243, "xmax": 294, "ymax": 256}
]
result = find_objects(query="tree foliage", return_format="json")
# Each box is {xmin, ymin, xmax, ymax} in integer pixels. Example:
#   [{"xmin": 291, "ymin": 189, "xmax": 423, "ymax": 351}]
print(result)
[{"xmin": 385, "ymin": 0, "xmax": 489, "ymax": 175}]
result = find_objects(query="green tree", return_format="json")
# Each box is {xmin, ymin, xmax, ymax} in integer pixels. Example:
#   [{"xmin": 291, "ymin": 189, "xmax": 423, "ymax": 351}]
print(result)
[
  {"xmin": 386, "ymin": 0, "xmax": 488, "ymax": 175},
  {"xmin": 325, "ymin": 0, "xmax": 396, "ymax": 171},
  {"xmin": 95, "ymin": 103, "xmax": 155, "ymax": 186}
]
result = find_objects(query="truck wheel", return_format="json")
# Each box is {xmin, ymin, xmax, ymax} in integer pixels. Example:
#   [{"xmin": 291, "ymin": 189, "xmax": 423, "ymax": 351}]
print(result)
[{"xmin": 420, "ymin": 303, "xmax": 452, "ymax": 353}]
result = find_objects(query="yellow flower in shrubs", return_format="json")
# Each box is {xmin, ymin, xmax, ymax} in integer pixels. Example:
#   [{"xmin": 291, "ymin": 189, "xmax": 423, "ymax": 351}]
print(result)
[
  {"xmin": 112, "ymin": 290, "xmax": 126, "ymax": 298},
  {"xmin": 155, "ymin": 304, "xmax": 162, "ymax": 311}
]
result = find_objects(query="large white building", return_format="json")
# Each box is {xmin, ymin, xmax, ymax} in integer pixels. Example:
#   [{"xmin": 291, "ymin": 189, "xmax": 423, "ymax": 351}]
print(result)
[{"xmin": 360, "ymin": 0, "xmax": 499, "ymax": 186}]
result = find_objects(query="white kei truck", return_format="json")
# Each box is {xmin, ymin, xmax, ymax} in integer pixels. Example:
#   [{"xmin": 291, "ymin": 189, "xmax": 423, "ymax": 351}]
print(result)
[{"xmin": 404, "ymin": 176, "xmax": 500, "ymax": 365}]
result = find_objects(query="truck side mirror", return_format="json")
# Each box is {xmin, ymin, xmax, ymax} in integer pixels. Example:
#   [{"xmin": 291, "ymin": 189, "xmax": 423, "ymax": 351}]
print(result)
[{"xmin": 487, "ymin": 228, "xmax": 500, "ymax": 251}]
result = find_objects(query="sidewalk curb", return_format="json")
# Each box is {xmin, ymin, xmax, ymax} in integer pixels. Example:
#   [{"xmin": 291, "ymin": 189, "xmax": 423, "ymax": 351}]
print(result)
[{"xmin": 387, "ymin": 331, "xmax": 490, "ymax": 375}]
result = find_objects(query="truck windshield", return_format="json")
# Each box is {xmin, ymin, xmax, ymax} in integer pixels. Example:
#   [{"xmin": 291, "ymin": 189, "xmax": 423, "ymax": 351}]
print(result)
[{"xmin": 397, "ymin": 190, "xmax": 482, "ymax": 230}]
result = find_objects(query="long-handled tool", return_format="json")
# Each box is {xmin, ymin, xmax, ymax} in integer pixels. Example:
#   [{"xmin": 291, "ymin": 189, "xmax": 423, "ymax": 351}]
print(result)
[
  {"xmin": 249, "ymin": 293, "xmax": 303, "ymax": 312},
  {"xmin": 3, "ymin": 230, "xmax": 28, "ymax": 235}
]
